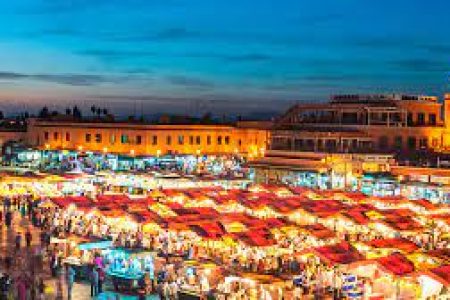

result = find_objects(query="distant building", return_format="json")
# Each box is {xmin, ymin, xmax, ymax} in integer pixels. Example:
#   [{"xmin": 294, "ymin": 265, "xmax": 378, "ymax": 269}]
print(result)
[
  {"xmin": 272, "ymin": 93, "xmax": 448, "ymax": 154},
  {"xmin": 25, "ymin": 118, "xmax": 271, "ymax": 158},
  {"xmin": 250, "ymin": 93, "xmax": 450, "ymax": 189}
]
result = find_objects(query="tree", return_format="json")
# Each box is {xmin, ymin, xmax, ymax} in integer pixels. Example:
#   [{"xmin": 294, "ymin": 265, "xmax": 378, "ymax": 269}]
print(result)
[
  {"xmin": 51, "ymin": 110, "xmax": 58, "ymax": 117},
  {"xmin": 38, "ymin": 106, "xmax": 50, "ymax": 118},
  {"xmin": 72, "ymin": 106, "xmax": 82, "ymax": 119},
  {"xmin": 0, "ymin": 111, "xmax": 3, "ymax": 120},
  {"xmin": 91, "ymin": 105, "xmax": 96, "ymax": 116},
  {"xmin": 201, "ymin": 112, "xmax": 213, "ymax": 124},
  {"xmin": 96, "ymin": 107, "xmax": 102, "ymax": 116},
  {"xmin": 65, "ymin": 108, "xmax": 72, "ymax": 115},
  {"xmin": 103, "ymin": 108, "xmax": 108, "ymax": 115}
]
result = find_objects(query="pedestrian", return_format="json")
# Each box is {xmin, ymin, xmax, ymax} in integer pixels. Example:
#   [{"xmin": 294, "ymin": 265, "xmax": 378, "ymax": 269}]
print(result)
[
  {"xmin": 25, "ymin": 230, "xmax": 32, "ymax": 247},
  {"xmin": 90, "ymin": 266, "xmax": 99, "ymax": 297},
  {"xmin": 98, "ymin": 267, "xmax": 105, "ymax": 294},
  {"xmin": 50, "ymin": 253, "xmax": 58, "ymax": 277},
  {"xmin": 66, "ymin": 265, "xmax": 76, "ymax": 300},
  {"xmin": 20, "ymin": 203, "xmax": 26, "ymax": 218},
  {"xmin": 5, "ymin": 211, "xmax": 11, "ymax": 228},
  {"xmin": 15, "ymin": 233, "xmax": 22, "ymax": 250},
  {"xmin": 16, "ymin": 274, "xmax": 27, "ymax": 300},
  {"xmin": 38, "ymin": 278, "xmax": 45, "ymax": 300}
]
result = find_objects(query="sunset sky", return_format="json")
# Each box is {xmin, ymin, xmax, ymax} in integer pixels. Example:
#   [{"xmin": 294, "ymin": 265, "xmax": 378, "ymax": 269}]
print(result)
[{"xmin": 0, "ymin": 0, "xmax": 449, "ymax": 117}]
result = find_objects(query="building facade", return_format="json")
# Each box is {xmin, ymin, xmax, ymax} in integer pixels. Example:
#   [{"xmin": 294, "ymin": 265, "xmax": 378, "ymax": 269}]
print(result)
[
  {"xmin": 249, "ymin": 93, "xmax": 450, "ymax": 194},
  {"xmin": 272, "ymin": 93, "xmax": 450, "ymax": 154},
  {"xmin": 26, "ymin": 119, "xmax": 270, "ymax": 158}
]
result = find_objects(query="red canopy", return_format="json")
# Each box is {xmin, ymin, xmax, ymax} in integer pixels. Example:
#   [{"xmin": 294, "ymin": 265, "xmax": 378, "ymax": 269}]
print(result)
[
  {"xmin": 314, "ymin": 241, "xmax": 364, "ymax": 266},
  {"xmin": 377, "ymin": 253, "xmax": 415, "ymax": 276},
  {"xmin": 367, "ymin": 238, "xmax": 418, "ymax": 253},
  {"xmin": 429, "ymin": 265, "xmax": 450, "ymax": 286}
]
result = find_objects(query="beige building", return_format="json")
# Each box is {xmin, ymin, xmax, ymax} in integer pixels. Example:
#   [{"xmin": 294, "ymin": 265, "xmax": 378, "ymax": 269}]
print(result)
[
  {"xmin": 25, "ymin": 119, "xmax": 271, "ymax": 157},
  {"xmin": 272, "ymin": 93, "xmax": 450, "ymax": 154}
]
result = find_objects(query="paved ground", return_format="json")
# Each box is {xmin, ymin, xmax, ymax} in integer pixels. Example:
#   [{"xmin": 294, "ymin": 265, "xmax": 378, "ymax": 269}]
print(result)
[{"xmin": 0, "ymin": 209, "xmax": 160, "ymax": 299}]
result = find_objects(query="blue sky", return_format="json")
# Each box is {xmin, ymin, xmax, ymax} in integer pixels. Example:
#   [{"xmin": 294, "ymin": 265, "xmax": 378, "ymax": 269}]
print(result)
[{"xmin": 0, "ymin": 0, "xmax": 449, "ymax": 116}]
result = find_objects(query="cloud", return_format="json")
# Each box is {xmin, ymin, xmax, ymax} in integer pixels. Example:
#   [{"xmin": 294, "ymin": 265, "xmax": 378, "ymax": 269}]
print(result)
[
  {"xmin": 77, "ymin": 49, "xmax": 157, "ymax": 61},
  {"xmin": 223, "ymin": 53, "xmax": 272, "ymax": 62},
  {"xmin": 0, "ymin": 71, "xmax": 120, "ymax": 86},
  {"xmin": 165, "ymin": 75, "xmax": 215, "ymax": 89},
  {"xmin": 155, "ymin": 28, "xmax": 198, "ymax": 40},
  {"xmin": 390, "ymin": 58, "xmax": 449, "ymax": 73}
]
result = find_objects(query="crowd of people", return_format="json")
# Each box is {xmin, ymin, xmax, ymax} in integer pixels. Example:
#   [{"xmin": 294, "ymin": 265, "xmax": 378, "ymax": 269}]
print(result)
[{"xmin": 0, "ymin": 189, "xmax": 448, "ymax": 299}]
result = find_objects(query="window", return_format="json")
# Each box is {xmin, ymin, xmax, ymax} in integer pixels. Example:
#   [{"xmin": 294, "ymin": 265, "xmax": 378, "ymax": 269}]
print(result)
[
  {"xmin": 394, "ymin": 136, "xmax": 403, "ymax": 149},
  {"xmin": 189, "ymin": 136, "xmax": 194, "ymax": 145},
  {"xmin": 95, "ymin": 133, "xmax": 102, "ymax": 143},
  {"xmin": 85, "ymin": 133, "xmax": 91, "ymax": 143},
  {"xmin": 417, "ymin": 113, "xmax": 425, "ymax": 125},
  {"xmin": 207, "ymin": 136, "xmax": 211, "ymax": 145},
  {"xmin": 166, "ymin": 136, "xmax": 172, "ymax": 145},
  {"xmin": 224, "ymin": 136, "xmax": 230, "ymax": 145},
  {"xmin": 196, "ymin": 136, "xmax": 201, "ymax": 145},
  {"xmin": 121, "ymin": 134, "xmax": 128, "ymax": 144},
  {"xmin": 217, "ymin": 136, "xmax": 222, "ymax": 145},
  {"xmin": 110, "ymin": 134, "xmax": 116, "ymax": 144},
  {"xmin": 53, "ymin": 132, "xmax": 58, "ymax": 141},
  {"xmin": 178, "ymin": 135, "xmax": 184, "ymax": 145},
  {"xmin": 407, "ymin": 113, "xmax": 413, "ymax": 125},
  {"xmin": 378, "ymin": 136, "xmax": 389, "ymax": 149},
  {"xmin": 432, "ymin": 138, "xmax": 439, "ymax": 147},
  {"xmin": 429, "ymin": 113, "xmax": 436, "ymax": 125},
  {"xmin": 136, "ymin": 135, "xmax": 142, "ymax": 145},
  {"xmin": 419, "ymin": 138, "xmax": 427, "ymax": 148},
  {"xmin": 44, "ymin": 132, "xmax": 49, "ymax": 141},
  {"xmin": 407, "ymin": 136, "xmax": 416, "ymax": 149},
  {"xmin": 152, "ymin": 136, "xmax": 158, "ymax": 145},
  {"xmin": 65, "ymin": 132, "xmax": 70, "ymax": 142}
]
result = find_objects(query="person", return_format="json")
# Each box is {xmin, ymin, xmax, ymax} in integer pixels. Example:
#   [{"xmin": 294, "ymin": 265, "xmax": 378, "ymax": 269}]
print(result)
[
  {"xmin": 98, "ymin": 267, "xmax": 105, "ymax": 294},
  {"xmin": 5, "ymin": 211, "xmax": 11, "ymax": 228},
  {"xmin": 50, "ymin": 253, "xmax": 58, "ymax": 277},
  {"xmin": 0, "ymin": 273, "xmax": 11, "ymax": 299},
  {"xmin": 90, "ymin": 266, "xmax": 99, "ymax": 297},
  {"xmin": 15, "ymin": 233, "xmax": 22, "ymax": 250},
  {"xmin": 16, "ymin": 274, "xmax": 27, "ymax": 300},
  {"xmin": 25, "ymin": 230, "xmax": 32, "ymax": 247},
  {"xmin": 67, "ymin": 265, "xmax": 76, "ymax": 300},
  {"xmin": 20, "ymin": 204, "xmax": 26, "ymax": 218},
  {"xmin": 38, "ymin": 278, "xmax": 45, "ymax": 300}
]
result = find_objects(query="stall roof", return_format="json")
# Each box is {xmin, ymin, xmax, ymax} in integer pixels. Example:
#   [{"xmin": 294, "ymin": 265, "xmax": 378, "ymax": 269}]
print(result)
[
  {"xmin": 314, "ymin": 241, "xmax": 364, "ymax": 266},
  {"xmin": 190, "ymin": 222, "xmax": 226, "ymax": 240},
  {"xmin": 412, "ymin": 199, "xmax": 439, "ymax": 211},
  {"xmin": 301, "ymin": 224, "xmax": 335, "ymax": 239},
  {"xmin": 366, "ymin": 238, "xmax": 419, "ymax": 253},
  {"xmin": 429, "ymin": 265, "xmax": 450, "ymax": 286},
  {"xmin": 233, "ymin": 230, "xmax": 276, "ymax": 247},
  {"xmin": 377, "ymin": 253, "xmax": 415, "ymax": 276}
]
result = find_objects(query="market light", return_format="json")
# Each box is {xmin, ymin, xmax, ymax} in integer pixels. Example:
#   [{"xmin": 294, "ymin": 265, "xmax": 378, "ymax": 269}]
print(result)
[
  {"xmin": 45, "ymin": 144, "xmax": 50, "ymax": 150},
  {"xmin": 156, "ymin": 149, "xmax": 161, "ymax": 157},
  {"xmin": 196, "ymin": 149, "xmax": 201, "ymax": 155},
  {"xmin": 78, "ymin": 145, "xmax": 83, "ymax": 151},
  {"xmin": 103, "ymin": 147, "xmax": 108, "ymax": 153},
  {"xmin": 130, "ymin": 149, "xmax": 135, "ymax": 156}
]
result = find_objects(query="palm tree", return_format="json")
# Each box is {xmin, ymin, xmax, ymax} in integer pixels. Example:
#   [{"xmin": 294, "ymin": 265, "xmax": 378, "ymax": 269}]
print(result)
[{"xmin": 91, "ymin": 105, "xmax": 96, "ymax": 117}]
